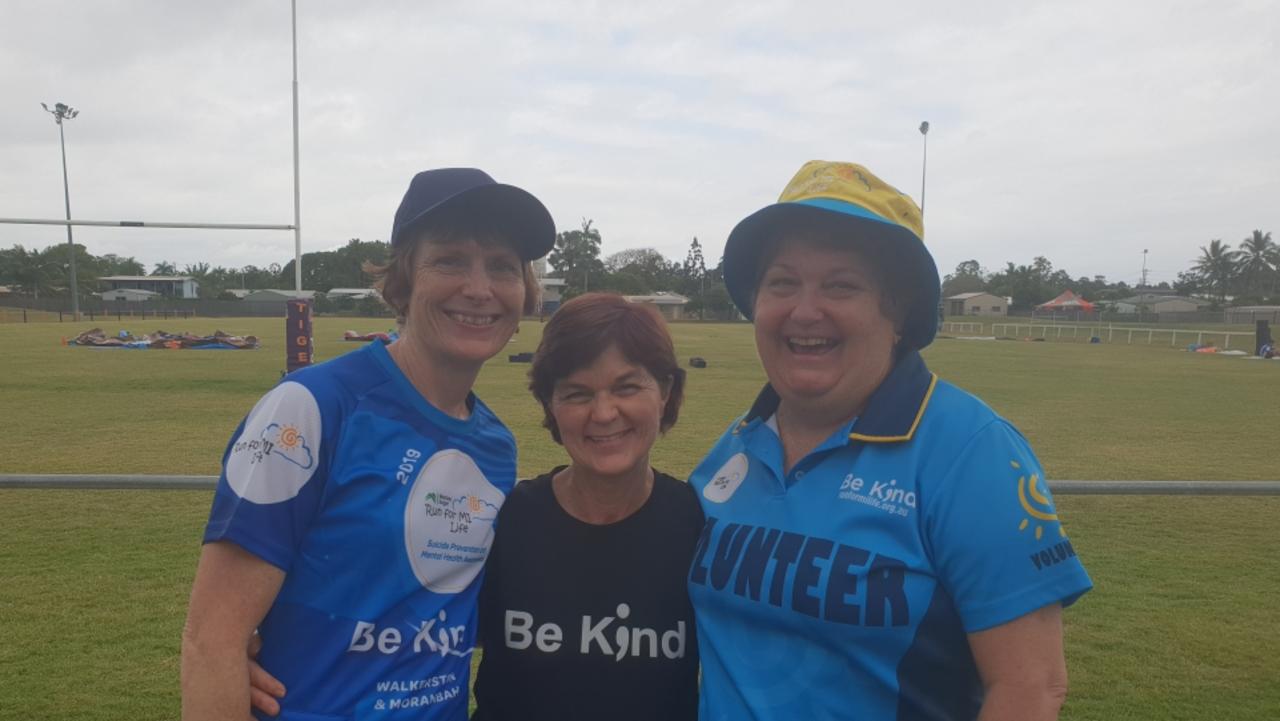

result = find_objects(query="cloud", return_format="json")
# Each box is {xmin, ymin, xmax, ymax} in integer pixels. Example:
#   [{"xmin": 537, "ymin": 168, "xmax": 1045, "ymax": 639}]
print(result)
[{"xmin": 1, "ymin": 0, "xmax": 1276, "ymax": 284}]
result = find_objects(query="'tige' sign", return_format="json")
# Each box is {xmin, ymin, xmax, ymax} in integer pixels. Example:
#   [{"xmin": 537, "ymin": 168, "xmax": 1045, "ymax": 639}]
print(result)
[{"xmin": 286, "ymin": 299, "xmax": 313, "ymax": 373}]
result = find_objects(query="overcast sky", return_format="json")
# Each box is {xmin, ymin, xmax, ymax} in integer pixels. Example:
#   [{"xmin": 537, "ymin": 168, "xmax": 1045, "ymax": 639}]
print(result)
[{"xmin": 2, "ymin": 0, "xmax": 1277, "ymax": 286}]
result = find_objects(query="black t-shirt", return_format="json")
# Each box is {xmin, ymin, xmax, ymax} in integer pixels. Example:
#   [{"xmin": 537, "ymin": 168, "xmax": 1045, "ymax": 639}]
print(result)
[{"xmin": 472, "ymin": 468, "xmax": 704, "ymax": 721}]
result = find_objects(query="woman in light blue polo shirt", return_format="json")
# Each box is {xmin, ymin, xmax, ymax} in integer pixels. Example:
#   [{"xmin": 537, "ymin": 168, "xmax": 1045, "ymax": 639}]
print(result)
[{"xmin": 686, "ymin": 160, "xmax": 1092, "ymax": 721}]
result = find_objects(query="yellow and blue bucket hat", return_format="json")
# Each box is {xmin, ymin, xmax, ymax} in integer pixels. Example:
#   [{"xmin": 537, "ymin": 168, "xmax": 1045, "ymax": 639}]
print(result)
[{"xmin": 723, "ymin": 160, "xmax": 941, "ymax": 350}]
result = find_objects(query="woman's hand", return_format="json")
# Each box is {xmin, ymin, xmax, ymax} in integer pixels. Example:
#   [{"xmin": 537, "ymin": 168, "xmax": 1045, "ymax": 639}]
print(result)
[
  {"xmin": 968, "ymin": 603, "xmax": 1070, "ymax": 721},
  {"xmin": 181, "ymin": 542, "xmax": 286, "ymax": 721},
  {"xmin": 248, "ymin": 632, "xmax": 287, "ymax": 717}
]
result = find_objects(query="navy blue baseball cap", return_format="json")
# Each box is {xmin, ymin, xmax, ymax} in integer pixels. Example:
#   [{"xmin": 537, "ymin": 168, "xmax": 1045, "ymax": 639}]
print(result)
[{"xmin": 390, "ymin": 168, "xmax": 556, "ymax": 260}]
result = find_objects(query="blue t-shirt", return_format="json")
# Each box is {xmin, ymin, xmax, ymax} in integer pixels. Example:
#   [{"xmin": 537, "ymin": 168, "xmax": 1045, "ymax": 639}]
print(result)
[
  {"xmin": 204, "ymin": 340, "xmax": 517, "ymax": 721},
  {"xmin": 687, "ymin": 351, "xmax": 1092, "ymax": 721}
]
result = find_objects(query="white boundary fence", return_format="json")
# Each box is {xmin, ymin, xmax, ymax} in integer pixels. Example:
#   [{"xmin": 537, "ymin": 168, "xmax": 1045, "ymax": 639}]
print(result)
[
  {"xmin": 1, "ymin": 475, "xmax": 1279, "ymax": 495},
  {"xmin": 942, "ymin": 323, "xmax": 1257, "ymax": 349}
]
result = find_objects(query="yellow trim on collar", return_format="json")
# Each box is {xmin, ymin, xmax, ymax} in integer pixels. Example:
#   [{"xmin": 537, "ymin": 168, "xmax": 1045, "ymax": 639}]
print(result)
[{"xmin": 848, "ymin": 373, "xmax": 939, "ymax": 444}]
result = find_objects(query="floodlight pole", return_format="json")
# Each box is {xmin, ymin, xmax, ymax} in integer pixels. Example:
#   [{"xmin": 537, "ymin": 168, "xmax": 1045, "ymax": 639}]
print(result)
[
  {"xmin": 1141, "ymin": 248, "xmax": 1149, "ymax": 288},
  {"xmin": 291, "ymin": 0, "xmax": 303, "ymax": 293},
  {"xmin": 43, "ymin": 102, "xmax": 80, "ymax": 320},
  {"xmin": 918, "ymin": 121, "xmax": 930, "ymax": 219}
]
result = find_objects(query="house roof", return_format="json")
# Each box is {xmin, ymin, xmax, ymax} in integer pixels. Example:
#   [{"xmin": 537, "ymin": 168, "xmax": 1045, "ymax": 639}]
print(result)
[
  {"xmin": 946, "ymin": 292, "xmax": 1001, "ymax": 300},
  {"xmin": 1117, "ymin": 294, "xmax": 1202, "ymax": 305},
  {"xmin": 624, "ymin": 292, "xmax": 689, "ymax": 305},
  {"xmin": 243, "ymin": 289, "xmax": 320, "ymax": 300},
  {"xmin": 99, "ymin": 288, "xmax": 158, "ymax": 297}
]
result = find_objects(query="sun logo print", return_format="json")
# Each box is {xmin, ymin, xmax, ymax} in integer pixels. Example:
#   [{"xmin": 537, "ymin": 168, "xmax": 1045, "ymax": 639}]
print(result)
[
  {"xmin": 1013, "ymin": 460, "xmax": 1065, "ymax": 541},
  {"xmin": 452, "ymin": 494, "xmax": 499, "ymax": 523},
  {"xmin": 261, "ymin": 422, "xmax": 315, "ymax": 470},
  {"xmin": 277, "ymin": 424, "xmax": 302, "ymax": 450}
]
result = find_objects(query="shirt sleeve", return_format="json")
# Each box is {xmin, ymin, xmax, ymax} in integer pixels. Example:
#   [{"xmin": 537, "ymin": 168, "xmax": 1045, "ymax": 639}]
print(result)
[
  {"xmin": 922, "ymin": 419, "xmax": 1093, "ymax": 632},
  {"xmin": 202, "ymin": 379, "xmax": 333, "ymax": 572}
]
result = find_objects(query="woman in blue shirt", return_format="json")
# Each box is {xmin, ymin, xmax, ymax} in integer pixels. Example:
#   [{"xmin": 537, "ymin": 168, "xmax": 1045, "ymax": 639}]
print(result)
[
  {"xmin": 686, "ymin": 160, "xmax": 1092, "ymax": 721},
  {"xmin": 182, "ymin": 168, "xmax": 554, "ymax": 721}
]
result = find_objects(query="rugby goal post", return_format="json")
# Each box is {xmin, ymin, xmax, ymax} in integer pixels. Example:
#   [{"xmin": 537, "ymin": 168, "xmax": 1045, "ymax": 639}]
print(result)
[{"xmin": 0, "ymin": 218, "xmax": 294, "ymax": 231}]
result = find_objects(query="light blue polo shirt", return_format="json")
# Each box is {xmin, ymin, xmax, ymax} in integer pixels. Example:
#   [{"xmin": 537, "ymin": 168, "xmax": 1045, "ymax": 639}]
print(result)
[
  {"xmin": 204, "ymin": 340, "xmax": 517, "ymax": 721},
  {"xmin": 688, "ymin": 351, "xmax": 1091, "ymax": 721}
]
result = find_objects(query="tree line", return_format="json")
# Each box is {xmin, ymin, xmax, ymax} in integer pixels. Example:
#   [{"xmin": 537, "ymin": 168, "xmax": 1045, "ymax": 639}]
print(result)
[
  {"xmin": 0, "ymin": 225, "xmax": 741, "ymax": 318},
  {"xmin": 547, "ymin": 220, "xmax": 736, "ymax": 318},
  {"xmin": 0, "ymin": 238, "xmax": 389, "ymax": 303},
  {"xmin": 943, "ymin": 230, "xmax": 1276, "ymax": 311},
  {"xmin": 2, "ymin": 227, "xmax": 1274, "ymax": 315}
]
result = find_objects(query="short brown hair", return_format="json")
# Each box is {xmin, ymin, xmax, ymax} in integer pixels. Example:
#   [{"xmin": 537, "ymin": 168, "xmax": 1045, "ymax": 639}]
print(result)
[
  {"xmin": 529, "ymin": 293, "xmax": 686, "ymax": 444},
  {"xmin": 364, "ymin": 218, "xmax": 541, "ymax": 319}
]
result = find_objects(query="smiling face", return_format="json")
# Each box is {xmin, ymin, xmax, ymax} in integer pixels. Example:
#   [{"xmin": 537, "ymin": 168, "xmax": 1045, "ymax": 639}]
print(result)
[
  {"xmin": 550, "ymin": 345, "xmax": 670, "ymax": 481},
  {"xmin": 752, "ymin": 236, "xmax": 901, "ymax": 415},
  {"xmin": 401, "ymin": 236, "xmax": 526, "ymax": 371}
]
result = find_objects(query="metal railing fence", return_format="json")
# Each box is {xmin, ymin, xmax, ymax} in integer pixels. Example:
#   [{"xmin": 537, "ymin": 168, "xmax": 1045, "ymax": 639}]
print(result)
[
  {"xmin": 990, "ymin": 323, "xmax": 1255, "ymax": 349},
  {"xmin": 2, "ymin": 475, "xmax": 1279, "ymax": 495},
  {"xmin": 940, "ymin": 321, "xmax": 1260, "ymax": 350}
]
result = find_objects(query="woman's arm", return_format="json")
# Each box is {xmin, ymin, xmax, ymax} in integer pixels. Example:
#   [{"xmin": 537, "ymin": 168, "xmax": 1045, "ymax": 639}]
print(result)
[
  {"xmin": 181, "ymin": 541, "xmax": 286, "ymax": 721},
  {"xmin": 968, "ymin": 603, "xmax": 1069, "ymax": 721}
]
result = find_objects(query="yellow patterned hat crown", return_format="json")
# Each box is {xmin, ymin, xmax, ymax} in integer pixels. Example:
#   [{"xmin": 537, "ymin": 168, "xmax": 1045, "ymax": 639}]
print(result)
[
  {"xmin": 779, "ymin": 161, "xmax": 924, "ymax": 241},
  {"xmin": 723, "ymin": 160, "xmax": 940, "ymax": 349}
]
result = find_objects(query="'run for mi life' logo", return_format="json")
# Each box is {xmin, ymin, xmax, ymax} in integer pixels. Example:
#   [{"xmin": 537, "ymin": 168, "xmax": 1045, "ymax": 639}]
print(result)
[
  {"xmin": 404, "ymin": 449, "xmax": 504, "ymax": 594},
  {"xmin": 421, "ymin": 491, "xmax": 499, "ymax": 535},
  {"xmin": 225, "ymin": 381, "xmax": 321, "ymax": 504},
  {"xmin": 232, "ymin": 422, "xmax": 314, "ymax": 469}
]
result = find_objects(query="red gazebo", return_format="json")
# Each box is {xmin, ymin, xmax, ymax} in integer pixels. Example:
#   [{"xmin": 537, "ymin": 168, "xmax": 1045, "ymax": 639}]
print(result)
[{"xmin": 1035, "ymin": 290, "xmax": 1095, "ymax": 313}]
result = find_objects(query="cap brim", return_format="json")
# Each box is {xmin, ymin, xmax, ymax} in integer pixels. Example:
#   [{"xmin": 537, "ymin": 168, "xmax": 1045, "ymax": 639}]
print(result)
[
  {"xmin": 394, "ymin": 183, "xmax": 556, "ymax": 260},
  {"xmin": 723, "ymin": 201, "xmax": 940, "ymax": 349}
]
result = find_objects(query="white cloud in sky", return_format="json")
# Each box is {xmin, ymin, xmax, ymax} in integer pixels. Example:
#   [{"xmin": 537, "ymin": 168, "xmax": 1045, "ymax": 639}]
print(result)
[{"xmin": 1, "ymin": 0, "xmax": 1276, "ymax": 286}]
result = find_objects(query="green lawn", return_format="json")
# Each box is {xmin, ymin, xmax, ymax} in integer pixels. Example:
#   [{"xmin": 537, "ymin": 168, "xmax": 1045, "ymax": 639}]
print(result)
[{"xmin": 1, "ymin": 318, "xmax": 1277, "ymax": 720}]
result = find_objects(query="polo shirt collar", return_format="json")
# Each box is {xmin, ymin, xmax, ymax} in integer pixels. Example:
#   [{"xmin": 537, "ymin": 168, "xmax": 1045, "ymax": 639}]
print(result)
[{"xmin": 737, "ymin": 350, "xmax": 938, "ymax": 445}]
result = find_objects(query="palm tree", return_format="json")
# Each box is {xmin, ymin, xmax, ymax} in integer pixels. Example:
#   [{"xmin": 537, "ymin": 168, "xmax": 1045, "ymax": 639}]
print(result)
[
  {"xmin": 1192, "ymin": 239, "xmax": 1241, "ymax": 304},
  {"xmin": 1237, "ymin": 230, "xmax": 1276, "ymax": 299},
  {"xmin": 183, "ymin": 262, "xmax": 214, "ymax": 298}
]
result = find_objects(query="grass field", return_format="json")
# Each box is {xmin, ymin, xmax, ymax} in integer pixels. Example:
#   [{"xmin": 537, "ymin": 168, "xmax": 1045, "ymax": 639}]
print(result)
[{"xmin": 2, "ymin": 318, "xmax": 1278, "ymax": 720}]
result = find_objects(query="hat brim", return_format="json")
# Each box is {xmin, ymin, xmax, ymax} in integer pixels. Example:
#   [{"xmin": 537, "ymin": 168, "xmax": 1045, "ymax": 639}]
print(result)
[
  {"xmin": 723, "ymin": 200, "xmax": 941, "ymax": 350},
  {"xmin": 392, "ymin": 183, "xmax": 556, "ymax": 261}
]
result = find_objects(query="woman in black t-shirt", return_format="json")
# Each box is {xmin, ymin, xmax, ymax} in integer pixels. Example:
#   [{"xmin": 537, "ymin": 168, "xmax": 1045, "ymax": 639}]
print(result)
[
  {"xmin": 471, "ymin": 293, "xmax": 702, "ymax": 721},
  {"xmin": 245, "ymin": 292, "xmax": 702, "ymax": 720}
]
